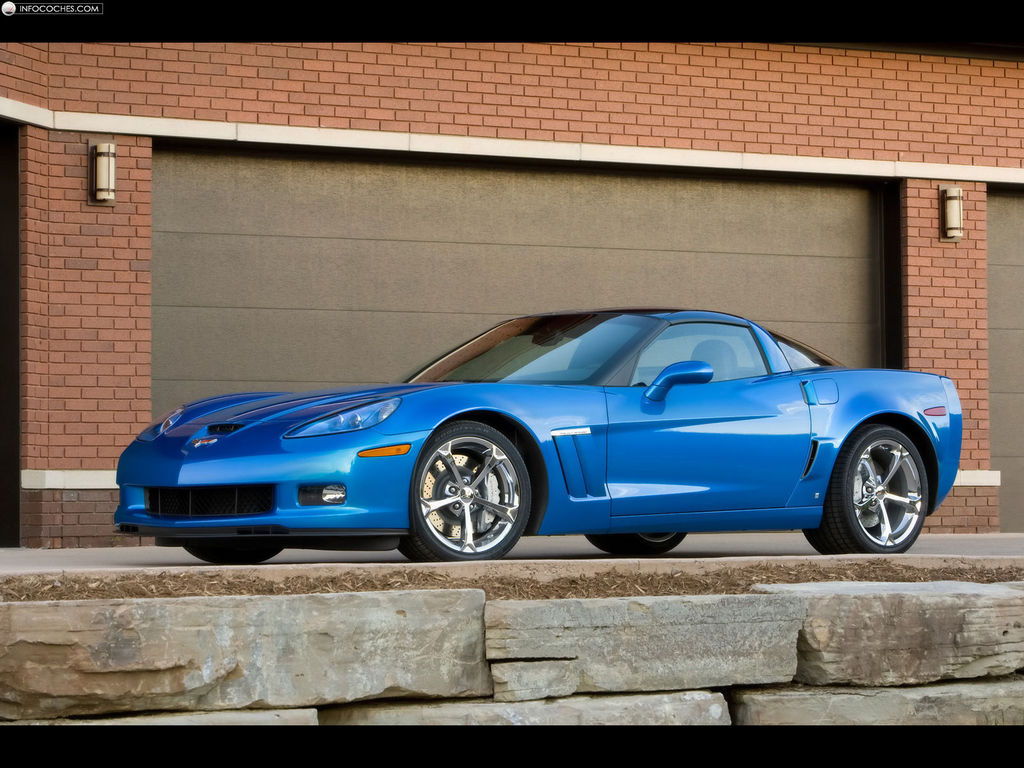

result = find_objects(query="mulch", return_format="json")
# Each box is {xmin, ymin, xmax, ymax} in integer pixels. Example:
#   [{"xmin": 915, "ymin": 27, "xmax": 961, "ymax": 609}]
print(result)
[{"xmin": 3, "ymin": 560, "xmax": 1023, "ymax": 603}]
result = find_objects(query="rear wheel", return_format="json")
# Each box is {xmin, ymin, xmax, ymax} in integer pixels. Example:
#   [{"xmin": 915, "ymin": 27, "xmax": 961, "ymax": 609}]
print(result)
[
  {"xmin": 399, "ymin": 421, "xmax": 531, "ymax": 562},
  {"xmin": 804, "ymin": 425, "xmax": 928, "ymax": 555},
  {"xmin": 585, "ymin": 532, "xmax": 687, "ymax": 556},
  {"xmin": 183, "ymin": 544, "xmax": 283, "ymax": 565}
]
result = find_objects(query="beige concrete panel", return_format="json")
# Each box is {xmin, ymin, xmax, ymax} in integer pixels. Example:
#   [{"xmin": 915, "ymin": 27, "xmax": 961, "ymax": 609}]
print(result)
[
  {"xmin": 152, "ymin": 148, "xmax": 880, "ymax": 417},
  {"xmin": 989, "ymin": 193, "xmax": 1024, "ymax": 531},
  {"xmin": 154, "ymin": 150, "xmax": 875, "ymax": 259},
  {"xmin": 991, "ymin": 393, "xmax": 1024, "ymax": 456},
  {"xmin": 990, "ymin": 266, "xmax": 1024, "ymax": 330},
  {"xmin": 996, "ymin": 457, "xmax": 1024, "ymax": 533},
  {"xmin": 153, "ymin": 233, "xmax": 876, "ymax": 320},
  {"xmin": 153, "ymin": 380, "xmax": 352, "ymax": 417},
  {"xmin": 991, "ymin": 329, "xmax": 1024, "ymax": 394},
  {"xmin": 152, "ymin": 307, "xmax": 502, "ymax": 408},
  {"xmin": 988, "ymin": 193, "xmax": 1024, "ymax": 267}
]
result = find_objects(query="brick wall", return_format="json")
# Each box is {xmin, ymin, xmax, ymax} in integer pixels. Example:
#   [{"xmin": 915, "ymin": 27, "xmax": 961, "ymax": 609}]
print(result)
[
  {"xmin": 18, "ymin": 126, "xmax": 152, "ymax": 545},
  {"xmin": 930, "ymin": 487, "xmax": 1000, "ymax": 534},
  {"xmin": 0, "ymin": 42, "xmax": 49, "ymax": 109},
  {"xmin": 19, "ymin": 489, "xmax": 133, "ymax": 549},
  {"xmin": 19, "ymin": 127, "xmax": 152, "ymax": 471},
  {"xmin": 14, "ymin": 43, "xmax": 1021, "ymax": 166},
  {"xmin": 902, "ymin": 179, "xmax": 996, "ymax": 532}
]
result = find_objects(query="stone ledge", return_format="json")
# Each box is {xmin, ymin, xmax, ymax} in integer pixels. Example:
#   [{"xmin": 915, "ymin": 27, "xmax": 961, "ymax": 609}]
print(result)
[
  {"xmin": 0, "ymin": 590, "xmax": 489, "ymax": 721},
  {"xmin": 3, "ymin": 581, "xmax": 1024, "ymax": 724},
  {"xmin": 2, "ymin": 709, "xmax": 319, "ymax": 726},
  {"xmin": 732, "ymin": 675, "xmax": 1024, "ymax": 725},
  {"xmin": 485, "ymin": 593, "xmax": 804, "ymax": 697},
  {"xmin": 754, "ymin": 581, "xmax": 1024, "ymax": 686},
  {"xmin": 321, "ymin": 691, "xmax": 730, "ymax": 725}
]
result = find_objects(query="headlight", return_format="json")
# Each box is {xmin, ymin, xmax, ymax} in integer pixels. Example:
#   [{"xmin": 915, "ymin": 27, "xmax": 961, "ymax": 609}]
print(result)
[
  {"xmin": 285, "ymin": 398, "xmax": 401, "ymax": 439},
  {"xmin": 138, "ymin": 405, "xmax": 185, "ymax": 441}
]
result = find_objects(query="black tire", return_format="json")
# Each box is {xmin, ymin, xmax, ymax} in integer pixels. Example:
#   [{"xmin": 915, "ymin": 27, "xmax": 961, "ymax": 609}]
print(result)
[
  {"xmin": 585, "ymin": 532, "xmax": 687, "ymax": 556},
  {"xmin": 183, "ymin": 544, "xmax": 283, "ymax": 565},
  {"xmin": 803, "ymin": 425, "xmax": 929, "ymax": 555},
  {"xmin": 399, "ymin": 421, "xmax": 532, "ymax": 562}
]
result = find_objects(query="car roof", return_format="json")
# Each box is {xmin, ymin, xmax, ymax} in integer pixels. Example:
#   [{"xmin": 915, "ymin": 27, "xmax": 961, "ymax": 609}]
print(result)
[{"xmin": 525, "ymin": 308, "xmax": 754, "ymax": 324}]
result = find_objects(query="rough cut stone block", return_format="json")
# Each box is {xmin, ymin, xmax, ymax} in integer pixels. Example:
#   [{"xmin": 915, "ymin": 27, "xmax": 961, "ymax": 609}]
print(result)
[
  {"xmin": 321, "ymin": 690, "xmax": 730, "ymax": 725},
  {"xmin": 3, "ymin": 709, "xmax": 320, "ymax": 726},
  {"xmin": 485, "ymin": 594, "xmax": 804, "ymax": 695},
  {"xmin": 0, "ymin": 590, "xmax": 490, "ymax": 721},
  {"xmin": 754, "ymin": 582, "xmax": 1024, "ymax": 686},
  {"xmin": 732, "ymin": 676, "xmax": 1024, "ymax": 725},
  {"xmin": 491, "ymin": 660, "xmax": 579, "ymax": 702}
]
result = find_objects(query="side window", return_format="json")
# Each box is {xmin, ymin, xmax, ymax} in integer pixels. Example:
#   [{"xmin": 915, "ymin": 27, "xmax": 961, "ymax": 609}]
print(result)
[
  {"xmin": 630, "ymin": 323, "xmax": 769, "ymax": 386},
  {"xmin": 770, "ymin": 331, "xmax": 842, "ymax": 371}
]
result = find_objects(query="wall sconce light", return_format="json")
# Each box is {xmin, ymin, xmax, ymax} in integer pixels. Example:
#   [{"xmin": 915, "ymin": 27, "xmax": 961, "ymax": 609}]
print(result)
[
  {"xmin": 939, "ymin": 185, "xmax": 963, "ymax": 241},
  {"xmin": 89, "ymin": 141, "xmax": 116, "ymax": 204}
]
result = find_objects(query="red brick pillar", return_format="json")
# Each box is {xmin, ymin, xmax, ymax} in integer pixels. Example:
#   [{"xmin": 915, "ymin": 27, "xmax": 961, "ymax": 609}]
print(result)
[
  {"xmin": 19, "ymin": 126, "xmax": 153, "ymax": 547},
  {"xmin": 902, "ymin": 178, "xmax": 998, "ymax": 532}
]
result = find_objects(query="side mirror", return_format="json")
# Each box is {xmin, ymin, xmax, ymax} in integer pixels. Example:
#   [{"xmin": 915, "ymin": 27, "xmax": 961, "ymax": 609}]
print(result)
[{"xmin": 644, "ymin": 360, "xmax": 714, "ymax": 401}]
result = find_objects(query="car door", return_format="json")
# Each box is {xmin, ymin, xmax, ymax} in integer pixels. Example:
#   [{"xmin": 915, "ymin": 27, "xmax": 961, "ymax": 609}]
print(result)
[{"xmin": 604, "ymin": 321, "xmax": 811, "ymax": 516}]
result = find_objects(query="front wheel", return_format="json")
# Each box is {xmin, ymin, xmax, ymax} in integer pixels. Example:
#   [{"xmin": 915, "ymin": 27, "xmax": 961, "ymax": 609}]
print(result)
[
  {"xmin": 585, "ymin": 532, "xmax": 687, "ymax": 556},
  {"xmin": 804, "ymin": 425, "xmax": 928, "ymax": 555},
  {"xmin": 399, "ymin": 421, "xmax": 531, "ymax": 562}
]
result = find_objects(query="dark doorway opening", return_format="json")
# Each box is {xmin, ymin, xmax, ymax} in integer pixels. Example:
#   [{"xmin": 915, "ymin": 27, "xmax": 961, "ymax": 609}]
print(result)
[{"xmin": 0, "ymin": 121, "xmax": 20, "ymax": 547}]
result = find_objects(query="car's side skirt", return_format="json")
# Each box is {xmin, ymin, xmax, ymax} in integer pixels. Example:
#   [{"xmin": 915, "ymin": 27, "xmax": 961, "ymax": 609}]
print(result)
[{"xmin": 601, "ymin": 506, "xmax": 823, "ymax": 535}]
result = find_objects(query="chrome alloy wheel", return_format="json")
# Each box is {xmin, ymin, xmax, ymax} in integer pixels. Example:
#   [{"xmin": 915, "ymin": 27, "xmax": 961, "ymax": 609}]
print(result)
[
  {"xmin": 417, "ymin": 436, "xmax": 523, "ymax": 555},
  {"xmin": 851, "ymin": 438, "xmax": 923, "ymax": 548}
]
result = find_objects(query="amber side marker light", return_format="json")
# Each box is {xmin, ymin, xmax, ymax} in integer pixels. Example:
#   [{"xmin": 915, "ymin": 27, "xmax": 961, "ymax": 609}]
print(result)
[
  {"xmin": 357, "ymin": 444, "xmax": 412, "ymax": 457},
  {"xmin": 923, "ymin": 406, "xmax": 947, "ymax": 416}
]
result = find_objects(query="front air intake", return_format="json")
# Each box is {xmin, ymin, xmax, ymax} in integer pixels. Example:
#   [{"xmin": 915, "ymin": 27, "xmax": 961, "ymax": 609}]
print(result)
[{"xmin": 145, "ymin": 486, "xmax": 274, "ymax": 518}]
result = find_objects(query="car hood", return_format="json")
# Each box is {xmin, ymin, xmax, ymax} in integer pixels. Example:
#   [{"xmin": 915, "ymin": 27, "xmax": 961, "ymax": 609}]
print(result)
[{"xmin": 168, "ymin": 382, "xmax": 457, "ymax": 432}]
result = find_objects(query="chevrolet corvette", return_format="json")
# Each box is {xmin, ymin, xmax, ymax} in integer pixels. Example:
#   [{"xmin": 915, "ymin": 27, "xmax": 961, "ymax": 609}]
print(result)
[{"xmin": 114, "ymin": 310, "xmax": 962, "ymax": 563}]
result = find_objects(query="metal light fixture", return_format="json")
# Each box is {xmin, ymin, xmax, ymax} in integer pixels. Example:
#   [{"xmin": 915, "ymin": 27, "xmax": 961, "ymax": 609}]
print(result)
[
  {"xmin": 90, "ymin": 141, "xmax": 116, "ymax": 204},
  {"xmin": 939, "ymin": 185, "xmax": 963, "ymax": 241}
]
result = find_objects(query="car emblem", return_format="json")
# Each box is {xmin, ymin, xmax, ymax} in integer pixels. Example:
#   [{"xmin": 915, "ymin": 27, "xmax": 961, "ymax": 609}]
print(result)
[{"xmin": 191, "ymin": 437, "xmax": 218, "ymax": 447}]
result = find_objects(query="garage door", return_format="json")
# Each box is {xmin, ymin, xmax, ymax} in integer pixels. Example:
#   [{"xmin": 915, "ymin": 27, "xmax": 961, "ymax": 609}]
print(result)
[
  {"xmin": 988, "ymin": 191, "xmax": 1024, "ymax": 532},
  {"xmin": 152, "ymin": 147, "xmax": 882, "ymax": 416}
]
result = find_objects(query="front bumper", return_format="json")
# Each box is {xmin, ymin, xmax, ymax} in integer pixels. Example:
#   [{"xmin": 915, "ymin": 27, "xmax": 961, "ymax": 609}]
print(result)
[
  {"xmin": 117, "ymin": 525, "xmax": 406, "ymax": 551},
  {"xmin": 114, "ymin": 424, "xmax": 430, "ymax": 535}
]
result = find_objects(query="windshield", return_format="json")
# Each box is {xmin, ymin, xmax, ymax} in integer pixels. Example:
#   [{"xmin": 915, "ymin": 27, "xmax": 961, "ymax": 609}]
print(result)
[{"xmin": 408, "ymin": 313, "xmax": 662, "ymax": 385}]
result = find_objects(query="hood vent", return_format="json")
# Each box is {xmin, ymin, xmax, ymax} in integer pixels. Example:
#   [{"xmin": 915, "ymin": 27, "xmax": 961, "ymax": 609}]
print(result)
[{"xmin": 207, "ymin": 423, "xmax": 244, "ymax": 435}]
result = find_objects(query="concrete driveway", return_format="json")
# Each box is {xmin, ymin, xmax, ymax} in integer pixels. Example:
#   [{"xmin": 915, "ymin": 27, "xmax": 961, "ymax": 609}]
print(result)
[{"xmin": 0, "ymin": 531, "xmax": 1021, "ymax": 574}]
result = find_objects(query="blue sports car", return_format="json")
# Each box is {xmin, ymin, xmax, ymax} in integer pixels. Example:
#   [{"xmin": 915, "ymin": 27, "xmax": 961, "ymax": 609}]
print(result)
[{"xmin": 114, "ymin": 310, "xmax": 962, "ymax": 564}]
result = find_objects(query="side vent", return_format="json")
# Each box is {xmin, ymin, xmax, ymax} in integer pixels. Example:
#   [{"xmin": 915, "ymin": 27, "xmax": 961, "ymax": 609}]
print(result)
[
  {"xmin": 550, "ymin": 427, "xmax": 601, "ymax": 498},
  {"xmin": 802, "ymin": 440, "xmax": 819, "ymax": 478},
  {"xmin": 552, "ymin": 434, "xmax": 588, "ymax": 498}
]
